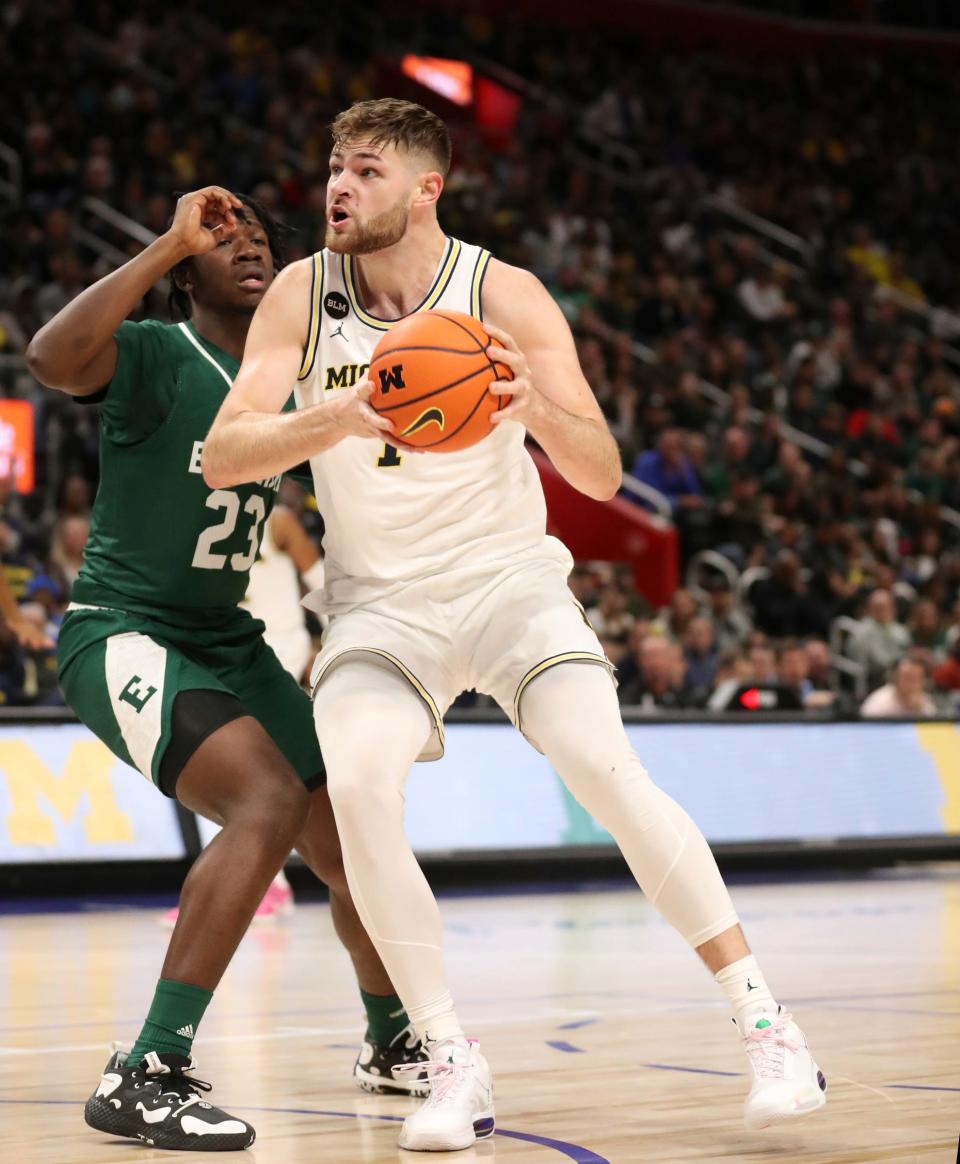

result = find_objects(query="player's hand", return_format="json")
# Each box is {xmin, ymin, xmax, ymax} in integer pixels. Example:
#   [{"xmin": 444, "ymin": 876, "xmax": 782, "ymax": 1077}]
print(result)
[
  {"xmin": 328, "ymin": 379, "xmax": 397, "ymax": 443},
  {"xmin": 6, "ymin": 612, "xmax": 53, "ymax": 651},
  {"xmin": 486, "ymin": 325, "xmax": 548, "ymax": 430},
  {"xmin": 166, "ymin": 187, "xmax": 244, "ymax": 258}
]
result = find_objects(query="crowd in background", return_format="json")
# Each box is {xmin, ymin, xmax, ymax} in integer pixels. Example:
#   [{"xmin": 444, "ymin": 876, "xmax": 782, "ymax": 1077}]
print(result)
[{"xmin": 0, "ymin": 1, "xmax": 958, "ymax": 714}]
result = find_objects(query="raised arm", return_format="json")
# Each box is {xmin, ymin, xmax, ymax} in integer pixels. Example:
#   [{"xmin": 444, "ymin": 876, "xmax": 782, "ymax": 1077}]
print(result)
[
  {"xmin": 482, "ymin": 261, "xmax": 622, "ymax": 501},
  {"xmin": 26, "ymin": 187, "xmax": 242, "ymax": 394},
  {"xmin": 202, "ymin": 262, "xmax": 393, "ymax": 488}
]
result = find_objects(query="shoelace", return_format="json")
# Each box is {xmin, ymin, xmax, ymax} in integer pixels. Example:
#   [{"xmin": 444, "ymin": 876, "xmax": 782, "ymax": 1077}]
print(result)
[
  {"xmin": 141, "ymin": 1053, "xmax": 214, "ymax": 1110},
  {"xmin": 742, "ymin": 1012, "xmax": 801, "ymax": 1079},
  {"xmin": 393, "ymin": 1058, "xmax": 470, "ymax": 1105}
]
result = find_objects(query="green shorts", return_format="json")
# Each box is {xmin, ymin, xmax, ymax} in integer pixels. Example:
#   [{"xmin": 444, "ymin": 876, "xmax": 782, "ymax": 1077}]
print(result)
[{"xmin": 58, "ymin": 604, "xmax": 324, "ymax": 793}]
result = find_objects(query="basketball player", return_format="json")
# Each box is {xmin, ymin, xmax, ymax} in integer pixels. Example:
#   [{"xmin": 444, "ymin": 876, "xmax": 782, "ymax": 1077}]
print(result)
[
  {"xmin": 203, "ymin": 100, "xmax": 826, "ymax": 1152},
  {"xmin": 161, "ymin": 490, "xmax": 323, "ymax": 928},
  {"xmin": 25, "ymin": 187, "xmax": 425, "ymax": 1153}
]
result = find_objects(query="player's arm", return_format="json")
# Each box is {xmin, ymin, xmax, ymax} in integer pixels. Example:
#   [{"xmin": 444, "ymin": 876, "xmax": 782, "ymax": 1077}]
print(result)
[
  {"xmin": 203, "ymin": 264, "xmax": 394, "ymax": 488},
  {"xmin": 26, "ymin": 187, "xmax": 242, "ymax": 394},
  {"xmin": 270, "ymin": 505, "xmax": 321, "ymax": 574},
  {"xmin": 482, "ymin": 260, "xmax": 622, "ymax": 501}
]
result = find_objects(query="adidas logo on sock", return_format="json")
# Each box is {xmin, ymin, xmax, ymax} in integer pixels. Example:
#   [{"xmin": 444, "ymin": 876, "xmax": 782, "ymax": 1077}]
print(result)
[{"xmin": 176, "ymin": 1024, "xmax": 194, "ymax": 1039}]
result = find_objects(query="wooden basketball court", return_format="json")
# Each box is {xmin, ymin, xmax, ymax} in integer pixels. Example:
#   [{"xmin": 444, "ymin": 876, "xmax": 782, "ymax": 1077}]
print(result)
[{"xmin": 2, "ymin": 870, "xmax": 957, "ymax": 1162}]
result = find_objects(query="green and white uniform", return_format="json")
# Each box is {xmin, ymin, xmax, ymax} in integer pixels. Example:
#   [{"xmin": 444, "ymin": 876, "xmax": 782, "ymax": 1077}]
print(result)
[{"xmin": 58, "ymin": 319, "xmax": 323, "ymax": 792}]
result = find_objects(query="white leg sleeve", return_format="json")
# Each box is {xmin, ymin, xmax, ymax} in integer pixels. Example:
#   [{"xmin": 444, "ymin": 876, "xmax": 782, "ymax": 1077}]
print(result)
[
  {"xmin": 313, "ymin": 660, "xmax": 460, "ymax": 1038},
  {"xmin": 521, "ymin": 663, "xmax": 740, "ymax": 948}
]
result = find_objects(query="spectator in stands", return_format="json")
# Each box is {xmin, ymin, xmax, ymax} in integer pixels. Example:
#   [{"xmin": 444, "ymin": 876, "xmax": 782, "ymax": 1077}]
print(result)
[
  {"xmin": 48, "ymin": 514, "xmax": 89, "ymax": 592},
  {"xmin": 777, "ymin": 640, "xmax": 834, "ymax": 709},
  {"xmin": 617, "ymin": 635, "xmax": 691, "ymax": 709},
  {"xmin": 907, "ymin": 597, "xmax": 947, "ymax": 659},
  {"xmin": 748, "ymin": 641, "xmax": 778, "ymax": 685},
  {"xmin": 703, "ymin": 575, "xmax": 752, "ymax": 655},
  {"xmin": 17, "ymin": 601, "xmax": 64, "ymax": 706},
  {"xmin": 682, "ymin": 616, "xmax": 720, "ymax": 706},
  {"xmin": 860, "ymin": 657, "xmax": 937, "ymax": 718},
  {"xmin": 749, "ymin": 550, "xmax": 827, "ymax": 639},
  {"xmin": 702, "ymin": 426, "xmax": 752, "ymax": 502},
  {"xmin": 586, "ymin": 583, "xmax": 636, "ymax": 643},
  {"xmin": 652, "ymin": 587, "xmax": 699, "ymax": 643},
  {"xmin": 738, "ymin": 265, "xmax": 793, "ymax": 325},
  {"xmin": 631, "ymin": 429, "xmax": 703, "ymax": 515},
  {"xmin": 804, "ymin": 639, "xmax": 834, "ymax": 694},
  {"xmin": 932, "ymin": 639, "xmax": 960, "ymax": 704},
  {"xmin": 848, "ymin": 588, "xmax": 912, "ymax": 687}
]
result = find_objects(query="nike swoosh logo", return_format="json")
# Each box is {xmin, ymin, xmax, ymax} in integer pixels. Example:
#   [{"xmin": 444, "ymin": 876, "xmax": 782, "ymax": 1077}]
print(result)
[
  {"xmin": 136, "ymin": 1102, "xmax": 172, "ymax": 1124},
  {"xmin": 400, "ymin": 408, "xmax": 445, "ymax": 437}
]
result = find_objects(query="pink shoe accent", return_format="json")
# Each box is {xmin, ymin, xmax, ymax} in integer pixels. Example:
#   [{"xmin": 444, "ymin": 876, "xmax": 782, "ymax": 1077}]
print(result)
[
  {"xmin": 251, "ymin": 876, "xmax": 295, "ymax": 924},
  {"xmin": 159, "ymin": 876, "xmax": 293, "ymax": 929}
]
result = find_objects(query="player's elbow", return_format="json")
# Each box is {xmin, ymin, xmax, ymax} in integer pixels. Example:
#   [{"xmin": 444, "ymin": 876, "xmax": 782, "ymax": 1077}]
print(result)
[
  {"xmin": 586, "ymin": 470, "xmax": 622, "ymax": 502},
  {"xmin": 200, "ymin": 437, "xmax": 231, "ymax": 489},
  {"xmin": 24, "ymin": 336, "xmax": 61, "ymax": 389}
]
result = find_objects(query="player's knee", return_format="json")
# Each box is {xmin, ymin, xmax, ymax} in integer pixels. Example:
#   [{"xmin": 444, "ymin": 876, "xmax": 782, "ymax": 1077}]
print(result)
[
  {"xmin": 225, "ymin": 774, "xmax": 308, "ymax": 848},
  {"xmin": 326, "ymin": 762, "xmax": 402, "ymax": 823}
]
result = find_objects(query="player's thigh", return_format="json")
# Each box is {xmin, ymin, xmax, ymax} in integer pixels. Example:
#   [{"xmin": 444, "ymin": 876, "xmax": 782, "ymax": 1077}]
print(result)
[
  {"xmin": 469, "ymin": 561, "xmax": 615, "ymax": 740},
  {"xmin": 311, "ymin": 606, "xmax": 454, "ymax": 761},
  {"xmin": 173, "ymin": 708, "xmax": 308, "ymax": 832},
  {"xmin": 223, "ymin": 639, "xmax": 324, "ymax": 790},
  {"xmin": 58, "ymin": 615, "xmax": 231, "ymax": 789}
]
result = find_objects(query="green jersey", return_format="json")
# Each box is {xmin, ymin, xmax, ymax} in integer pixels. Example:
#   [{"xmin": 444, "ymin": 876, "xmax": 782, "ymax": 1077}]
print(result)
[{"xmin": 72, "ymin": 319, "xmax": 283, "ymax": 626}]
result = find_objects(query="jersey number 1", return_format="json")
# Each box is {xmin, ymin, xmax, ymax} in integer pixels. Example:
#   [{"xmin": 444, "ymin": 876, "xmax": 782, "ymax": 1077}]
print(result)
[
  {"xmin": 192, "ymin": 490, "xmax": 266, "ymax": 571},
  {"xmin": 378, "ymin": 443, "xmax": 402, "ymax": 468}
]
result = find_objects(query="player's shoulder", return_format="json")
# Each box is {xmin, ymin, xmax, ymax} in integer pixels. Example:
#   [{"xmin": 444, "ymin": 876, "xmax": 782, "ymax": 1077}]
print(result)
[
  {"xmin": 483, "ymin": 257, "xmax": 543, "ymax": 294},
  {"xmin": 481, "ymin": 259, "xmax": 551, "ymax": 325},
  {"xmin": 117, "ymin": 317, "xmax": 180, "ymax": 341},
  {"xmin": 268, "ymin": 256, "xmax": 315, "ymax": 299}
]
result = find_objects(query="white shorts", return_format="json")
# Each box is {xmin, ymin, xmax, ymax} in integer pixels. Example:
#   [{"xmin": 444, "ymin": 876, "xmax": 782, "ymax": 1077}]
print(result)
[
  {"xmin": 310, "ymin": 556, "xmax": 614, "ymax": 760},
  {"xmin": 263, "ymin": 626, "xmax": 313, "ymax": 685}
]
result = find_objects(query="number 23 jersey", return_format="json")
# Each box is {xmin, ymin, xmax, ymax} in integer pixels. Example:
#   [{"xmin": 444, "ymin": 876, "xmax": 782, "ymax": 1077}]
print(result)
[
  {"xmin": 72, "ymin": 319, "xmax": 282, "ymax": 624},
  {"xmin": 295, "ymin": 238, "xmax": 570, "ymax": 614}
]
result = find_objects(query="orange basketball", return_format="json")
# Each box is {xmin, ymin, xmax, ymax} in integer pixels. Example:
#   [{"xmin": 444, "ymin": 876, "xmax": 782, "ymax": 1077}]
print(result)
[{"xmin": 368, "ymin": 309, "xmax": 512, "ymax": 452}]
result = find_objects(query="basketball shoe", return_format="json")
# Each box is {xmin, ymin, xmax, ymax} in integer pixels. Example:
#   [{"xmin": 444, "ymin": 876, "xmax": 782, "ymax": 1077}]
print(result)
[
  {"xmin": 84, "ymin": 1047, "xmax": 255, "ymax": 1150},
  {"xmin": 740, "ymin": 1010, "xmax": 827, "ymax": 1129},
  {"xmin": 396, "ymin": 1038, "xmax": 495, "ymax": 1152},
  {"xmin": 353, "ymin": 1021, "xmax": 430, "ymax": 1097}
]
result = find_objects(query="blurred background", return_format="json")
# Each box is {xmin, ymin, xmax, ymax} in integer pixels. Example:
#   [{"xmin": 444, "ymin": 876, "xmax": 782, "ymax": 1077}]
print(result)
[{"xmin": 1, "ymin": 0, "xmax": 959, "ymax": 887}]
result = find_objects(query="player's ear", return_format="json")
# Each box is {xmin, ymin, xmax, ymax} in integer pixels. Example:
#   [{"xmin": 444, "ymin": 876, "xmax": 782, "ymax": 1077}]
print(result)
[
  {"xmin": 173, "ymin": 261, "xmax": 195, "ymax": 296},
  {"xmin": 415, "ymin": 170, "xmax": 444, "ymax": 209}
]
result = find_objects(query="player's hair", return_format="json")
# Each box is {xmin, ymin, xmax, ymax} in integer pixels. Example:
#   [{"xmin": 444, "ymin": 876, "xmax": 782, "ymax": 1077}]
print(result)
[
  {"xmin": 167, "ymin": 194, "xmax": 290, "ymax": 320},
  {"xmin": 330, "ymin": 98, "xmax": 452, "ymax": 177}
]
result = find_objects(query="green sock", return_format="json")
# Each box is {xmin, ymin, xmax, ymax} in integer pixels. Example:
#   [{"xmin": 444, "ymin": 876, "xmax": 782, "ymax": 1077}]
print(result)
[
  {"xmin": 127, "ymin": 978, "xmax": 213, "ymax": 1065},
  {"xmin": 360, "ymin": 989, "xmax": 410, "ymax": 1046}
]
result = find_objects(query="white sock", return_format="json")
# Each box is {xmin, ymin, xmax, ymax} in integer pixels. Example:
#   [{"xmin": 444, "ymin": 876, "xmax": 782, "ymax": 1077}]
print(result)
[{"xmin": 714, "ymin": 955, "xmax": 779, "ymax": 1032}]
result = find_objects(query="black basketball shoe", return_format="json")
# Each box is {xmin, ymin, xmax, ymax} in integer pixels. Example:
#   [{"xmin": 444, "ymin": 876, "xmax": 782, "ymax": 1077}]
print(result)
[
  {"xmin": 353, "ymin": 1023, "xmax": 430, "ymax": 1097},
  {"xmin": 84, "ymin": 1048, "xmax": 255, "ymax": 1151}
]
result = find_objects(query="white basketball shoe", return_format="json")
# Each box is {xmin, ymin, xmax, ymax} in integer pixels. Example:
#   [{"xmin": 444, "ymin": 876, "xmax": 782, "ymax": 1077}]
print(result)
[
  {"xmin": 740, "ymin": 1009, "xmax": 827, "ymax": 1129},
  {"xmin": 396, "ymin": 1037, "xmax": 495, "ymax": 1152}
]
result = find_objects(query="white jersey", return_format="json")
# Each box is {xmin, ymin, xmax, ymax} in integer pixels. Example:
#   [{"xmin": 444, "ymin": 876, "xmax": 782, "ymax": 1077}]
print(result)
[{"xmin": 295, "ymin": 236, "xmax": 570, "ymax": 614}]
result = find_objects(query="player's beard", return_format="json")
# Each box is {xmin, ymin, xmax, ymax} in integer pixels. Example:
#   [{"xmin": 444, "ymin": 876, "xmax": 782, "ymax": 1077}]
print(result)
[{"xmin": 325, "ymin": 196, "xmax": 409, "ymax": 255}]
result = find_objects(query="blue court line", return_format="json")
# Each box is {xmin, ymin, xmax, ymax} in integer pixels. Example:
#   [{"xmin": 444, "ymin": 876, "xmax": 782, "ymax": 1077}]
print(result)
[
  {"xmin": 0, "ymin": 1099, "xmax": 608, "ymax": 1162},
  {"xmin": 642, "ymin": 1063, "xmax": 743, "ymax": 1078},
  {"xmin": 558, "ymin": 1018, "xmax": 600, "ymax": 1030},
  {"xmin": 231, "ymin": 1105, "xmax": 611, "ymax": 1163},
  {"xmin": 886, "ymin": 1084, "xmax": 960, "ymax": 1094},
  {"xmin": 547, "ymin": 1040, "xmax": 586, "ymax": 1054}
]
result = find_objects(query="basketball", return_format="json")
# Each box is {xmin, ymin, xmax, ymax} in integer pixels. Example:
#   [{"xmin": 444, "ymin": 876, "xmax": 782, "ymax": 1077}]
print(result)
[{"xmin": 368, "ymin": 309, "xmax": 512, "ymax": 452}]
